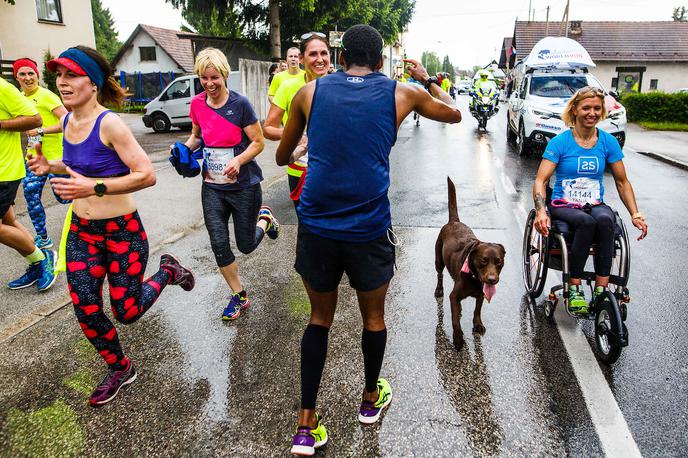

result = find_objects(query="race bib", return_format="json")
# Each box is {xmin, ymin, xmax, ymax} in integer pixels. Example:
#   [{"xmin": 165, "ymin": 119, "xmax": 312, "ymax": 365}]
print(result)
[
  {"xmin": 203, "ymin": 147, "xmax": 236, "ymax": 184},
  {"xmin": 562, "ymin": 177, "xmax": 600, "ymax": 205}
]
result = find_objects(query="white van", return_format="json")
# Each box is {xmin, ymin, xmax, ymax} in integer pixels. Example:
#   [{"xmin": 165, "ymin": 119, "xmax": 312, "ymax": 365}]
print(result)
[{"xmin": 142, "ymin": 73, "xmax": 242, "ymax": 132}]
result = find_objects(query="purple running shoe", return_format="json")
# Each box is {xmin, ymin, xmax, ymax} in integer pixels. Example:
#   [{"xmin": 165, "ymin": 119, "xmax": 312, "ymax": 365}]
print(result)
[
  {"xmin": 291, "ymin": 414, "xmax": 328, "ymax": 456},
  {"xmin": 89, "ymin": 362, "xmax": 137, "ymax": 406}
]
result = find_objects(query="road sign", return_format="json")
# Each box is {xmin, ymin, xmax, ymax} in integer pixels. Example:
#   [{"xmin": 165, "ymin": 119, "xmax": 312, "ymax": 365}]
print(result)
[{"xmin": 329, "ymin": 31, "xmax": 344, "ymax": 48}]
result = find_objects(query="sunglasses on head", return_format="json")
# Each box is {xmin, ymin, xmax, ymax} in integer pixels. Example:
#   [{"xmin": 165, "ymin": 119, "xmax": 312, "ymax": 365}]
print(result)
[
  {"xmin": 301, "ymin": 32, "xmax": 326, "ymax": 40},
  {"xmin": 577, "ymin": 86, "xmax": 604, "ymax": 97}
]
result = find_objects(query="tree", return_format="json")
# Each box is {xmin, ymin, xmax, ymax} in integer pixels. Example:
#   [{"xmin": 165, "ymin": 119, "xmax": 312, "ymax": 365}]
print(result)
[
  {"xmin": 441, "ymin": 55, "xmax": 455, "ymax": 81},
  {"xmin": 167, "ymin": 0, "xmax": 415, "ymax": 59},
  {"xmin": 91, "ymin": 0, "xmax": 121, "ymax": 62},
  {"xmin": 673, "ymin": 6, "xmax": 688, "ymax": 21},
  {"xmin": 421, "ymin": 51, "xmax": 441, "ymax": 76}
]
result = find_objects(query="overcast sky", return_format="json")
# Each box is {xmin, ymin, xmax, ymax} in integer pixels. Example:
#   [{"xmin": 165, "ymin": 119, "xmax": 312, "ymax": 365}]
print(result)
[{"xmin": 103, "ymin": 0, "xmax": 682, "ymax": 69}]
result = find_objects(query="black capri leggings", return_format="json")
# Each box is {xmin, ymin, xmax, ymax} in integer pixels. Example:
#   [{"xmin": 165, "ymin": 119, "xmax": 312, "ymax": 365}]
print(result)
[
  {"xmin": 201, "ymin": 182, "xmax": 264, "ymax": 267},
  {"xmin": 550, "ymin": 203, "xmax": 616, "ymax": 278}
]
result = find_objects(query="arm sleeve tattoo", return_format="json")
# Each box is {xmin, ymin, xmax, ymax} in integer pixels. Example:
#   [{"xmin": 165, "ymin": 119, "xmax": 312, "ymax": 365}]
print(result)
[{"xmin": 534, "ymin": 192, "xmax": 546, "ymax": 211}]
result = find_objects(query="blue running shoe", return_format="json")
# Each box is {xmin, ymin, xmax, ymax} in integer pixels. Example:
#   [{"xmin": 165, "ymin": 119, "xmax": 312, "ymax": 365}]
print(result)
[
  {"xmin": 37, "ymin": 249, "xmax": 57, "ymax": 292},
  {"xmin": 258, "ymin": 206, "xmax": 280, "ymax": 240},
  {"xmin": 7, "ymin": 262, "xmax": 42, "ymax": 290},
  {"xmin": 34, "ymin": 234, "xmax": 53, "ymax": 249},
  {"xmin": 222, "ymin": 290, "xmax": 251, "ymax": 320}
]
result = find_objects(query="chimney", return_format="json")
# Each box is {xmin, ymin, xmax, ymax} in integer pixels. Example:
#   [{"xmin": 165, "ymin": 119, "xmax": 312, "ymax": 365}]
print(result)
[{"xmin": 569, "ymin": 20, "xmax": 582, "ymax": 35}]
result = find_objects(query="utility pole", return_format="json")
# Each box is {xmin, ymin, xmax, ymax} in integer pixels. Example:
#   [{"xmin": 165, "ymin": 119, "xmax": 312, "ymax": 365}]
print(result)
[
  {"xmin": 560, "ymin": 0, "xmax": 570, "ymax": 37},
  {"xmin": 545, "ymin": 6, "xmax": 550, "ymax": 36},
  {"xmin": 528, "ymin": 0, "xmax": 532, "ymax": 21}
]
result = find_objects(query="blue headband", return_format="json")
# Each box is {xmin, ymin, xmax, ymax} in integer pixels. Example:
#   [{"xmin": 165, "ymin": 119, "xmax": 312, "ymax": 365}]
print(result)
[{"xmin": 58, "ymin": 48, "xmax": 106, "ymax": 89}]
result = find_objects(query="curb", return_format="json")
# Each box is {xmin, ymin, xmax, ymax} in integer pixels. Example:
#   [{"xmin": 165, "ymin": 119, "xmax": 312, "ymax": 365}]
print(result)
[{"xmin": 636, "ymin": 151, "xmax": 688, "ymax": 172}]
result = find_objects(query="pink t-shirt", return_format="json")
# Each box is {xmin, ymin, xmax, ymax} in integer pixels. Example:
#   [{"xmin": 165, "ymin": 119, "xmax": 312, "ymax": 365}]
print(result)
[{"xmin": 189, "ymin": 91, "xmax": 262, "ymax": 190}]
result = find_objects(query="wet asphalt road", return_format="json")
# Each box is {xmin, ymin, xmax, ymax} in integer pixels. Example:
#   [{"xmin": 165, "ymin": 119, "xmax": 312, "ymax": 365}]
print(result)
[{"xmin": 1, "ymin": 98, "xmax": 687, "ymax": 456}]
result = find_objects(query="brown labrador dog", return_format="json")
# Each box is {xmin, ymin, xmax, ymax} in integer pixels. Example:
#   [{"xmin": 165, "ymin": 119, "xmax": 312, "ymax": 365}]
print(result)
[{"xmin": 434, "ymin": 177, "xmax": 505, "ymax": 349}]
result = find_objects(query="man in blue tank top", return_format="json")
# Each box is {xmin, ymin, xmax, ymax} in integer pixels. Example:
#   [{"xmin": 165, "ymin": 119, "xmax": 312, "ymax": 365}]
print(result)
[{"xmin": 277, "ymin": 24, "xmax": 462, "ymax": 456}]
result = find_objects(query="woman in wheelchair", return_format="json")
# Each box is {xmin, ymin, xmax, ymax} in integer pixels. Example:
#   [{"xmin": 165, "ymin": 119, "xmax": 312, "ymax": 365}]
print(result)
[{"xmin": 532, "ymin": 86, "xmax": 648, "ymax": 315}]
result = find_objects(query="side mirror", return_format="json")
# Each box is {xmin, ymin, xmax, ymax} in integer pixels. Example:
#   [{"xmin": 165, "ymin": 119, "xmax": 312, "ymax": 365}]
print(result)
[{"xmin": 609, "ymin": 90, "xmax": 620, "ymax": 101}]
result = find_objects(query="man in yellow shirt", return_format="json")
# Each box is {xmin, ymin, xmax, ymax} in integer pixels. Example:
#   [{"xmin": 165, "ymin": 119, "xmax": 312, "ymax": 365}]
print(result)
[
  {"xmin": 268, "ymin": 47, "xmax": 304, "ymax": 104},
  {"xmin": 263, "ymin": 33, "xmax": 330, "ymax": 207},
  {"xmin": 0, "ymin": 77, "xmax": 56, "ymax": 291},
  {"xmin": 14, "ymin": 58, "xmax": 70, "ymax": 249}
]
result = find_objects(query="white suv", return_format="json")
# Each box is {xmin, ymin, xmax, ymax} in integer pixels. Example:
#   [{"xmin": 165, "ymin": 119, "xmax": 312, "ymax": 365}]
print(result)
[{"xmin": 506, "ymin": 69, "xmax": 627, "ymax": 156}]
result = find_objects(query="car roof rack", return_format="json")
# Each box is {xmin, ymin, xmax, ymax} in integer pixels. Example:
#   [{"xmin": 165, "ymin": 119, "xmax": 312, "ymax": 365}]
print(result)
[{"xmin": 526, "ymin": 66, "xmax": 588, "ymax": 75}]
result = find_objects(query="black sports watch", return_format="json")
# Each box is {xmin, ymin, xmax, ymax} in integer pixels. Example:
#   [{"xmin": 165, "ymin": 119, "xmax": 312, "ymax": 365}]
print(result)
[
  {"xmin": 424, "ymin": 76, "xmax": 440, "ymax": 91},
  {"xmin": 94, "ymin": 180, "xmax": 107, "ymax": 197}
]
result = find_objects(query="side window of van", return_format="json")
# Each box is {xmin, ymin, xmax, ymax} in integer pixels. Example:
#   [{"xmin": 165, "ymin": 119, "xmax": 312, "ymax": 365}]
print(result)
[
  {"xmin": 520, "ymin": 77, "xmax": 529, "ymax": 100},
  {"xmin": 194, "ymin": 78, "xmax": 204, "ymax": 95},
  {"xmin": 166, "ymin": 80, "xmax": 191, "ymax": 100}
]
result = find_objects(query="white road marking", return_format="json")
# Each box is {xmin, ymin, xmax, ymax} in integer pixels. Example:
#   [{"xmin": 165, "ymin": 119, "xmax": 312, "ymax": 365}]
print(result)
[
  {"xmin": 511, "ymin": 202, "xmax": 641, "ymax": 457},
  {"xmin": 555, "ymin": 307, "xmax": 642, "ymax": 458},
  {"xmin": 501, "ymin": 173, "xmax": 517, "ymax": 196}
]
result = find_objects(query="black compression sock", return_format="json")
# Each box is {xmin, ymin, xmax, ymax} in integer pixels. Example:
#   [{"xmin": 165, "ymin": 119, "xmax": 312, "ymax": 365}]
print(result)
[
  {"xmin": 300, "ymin": 324, "xmax": 329, "ymax": 410},
  {"xmin": 362, "ymin": 328, "xmax": 387, "ymax": 393}
]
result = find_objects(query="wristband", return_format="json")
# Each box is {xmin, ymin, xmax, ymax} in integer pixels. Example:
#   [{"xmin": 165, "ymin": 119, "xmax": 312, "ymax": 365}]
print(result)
[
  {"xmin": 37, "ymin": 127, "xmax": 44, "ymax": 136},
  {"xmin": 631, "ymin": 212, "xmax": 644, "ymax": 221}
]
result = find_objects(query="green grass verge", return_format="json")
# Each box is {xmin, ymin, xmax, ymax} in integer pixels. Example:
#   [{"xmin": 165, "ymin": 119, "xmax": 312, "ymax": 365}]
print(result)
[
  {"xmin": 63, "ymin": 368, "xmax": 97, "ymax": 396},
  {"xmin": 638, "ymin": 121, "xmax": 688, "ymax": 132},
  {"xmin": 5, "ymin": 399, "xmax": 85, "ymax": 457}
]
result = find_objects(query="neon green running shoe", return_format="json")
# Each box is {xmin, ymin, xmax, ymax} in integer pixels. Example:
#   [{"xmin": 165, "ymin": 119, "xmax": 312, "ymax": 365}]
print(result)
[
  {"xmin": 568, "ymin": 286, "xmax": 589, "ymax": 315},
  {"xmin": 358, "ymin": 378, "xmax": 393, "ymax": 424},
  {"xmin": 592, "ymin": 286, "xmax": 606, "ymax": 303},
  {"xmin": 291, "ymin": 413, "xmax": 328, "ymax": 456}
]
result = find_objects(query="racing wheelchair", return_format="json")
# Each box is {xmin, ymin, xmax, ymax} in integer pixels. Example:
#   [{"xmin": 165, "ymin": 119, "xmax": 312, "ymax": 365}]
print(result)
[{"xmin": 521, "ymin": 200, "xmax": 632, "ymax": 364}]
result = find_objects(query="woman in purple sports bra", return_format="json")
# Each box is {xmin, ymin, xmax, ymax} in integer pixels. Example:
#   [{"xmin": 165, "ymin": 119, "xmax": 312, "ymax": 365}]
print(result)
[{"xmin": 28, "ymin": 46, "xmax": 196, "ymax": 407}]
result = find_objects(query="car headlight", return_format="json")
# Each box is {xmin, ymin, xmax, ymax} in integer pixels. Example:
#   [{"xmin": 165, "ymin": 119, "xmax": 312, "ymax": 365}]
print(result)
[
  {"xmin": 529, "ymin": 107, "xmax": 555, "ymax": 119},
  {"xmin": 608, "ymin": 108, "xmax": 626, "ymax": 120}
]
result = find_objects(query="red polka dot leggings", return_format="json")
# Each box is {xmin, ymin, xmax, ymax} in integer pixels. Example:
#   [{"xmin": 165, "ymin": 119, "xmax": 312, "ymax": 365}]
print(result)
[{"xmin": 66, "ymin": 211, "xmax": 172, "ymax": 371}]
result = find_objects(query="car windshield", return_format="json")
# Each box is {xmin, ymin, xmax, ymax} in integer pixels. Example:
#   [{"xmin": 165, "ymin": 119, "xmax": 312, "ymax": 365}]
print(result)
[{"xmin": 529, "ymin": 75, "xmax": 599, "ymax": 98}]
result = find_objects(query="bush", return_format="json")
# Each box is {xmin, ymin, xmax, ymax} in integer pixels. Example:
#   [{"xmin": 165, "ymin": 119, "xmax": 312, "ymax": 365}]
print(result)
[
  {"xmin": 621, "ymin": 92, "xmax": 688, "ymax": 124},
  {"xmin": 42, "ymin": 49, "xmax": 57, "ymax": 94}
]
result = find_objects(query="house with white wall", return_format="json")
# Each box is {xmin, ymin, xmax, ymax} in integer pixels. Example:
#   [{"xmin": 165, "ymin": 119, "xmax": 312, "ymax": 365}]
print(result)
[
  {"xmin": 500, "ymin": 21, "xmax": 688, "ymax": 93},
  {"xmin": 112, "ymin": 24, "xmax": 195, "ymax": 75},
  {"xmin": 0, "ymin": 0, "xmax": 95, "ymax": 81}
]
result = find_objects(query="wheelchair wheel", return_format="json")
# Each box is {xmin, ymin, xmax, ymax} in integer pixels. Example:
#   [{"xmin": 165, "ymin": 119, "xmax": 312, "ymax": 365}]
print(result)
[
  {"xmin": 594, "ymin": 294, "xmax": 623, "ymax": 365},
  {"xmin": 522, "ymin": 209, "xmax": 548, "ymax": 298}
]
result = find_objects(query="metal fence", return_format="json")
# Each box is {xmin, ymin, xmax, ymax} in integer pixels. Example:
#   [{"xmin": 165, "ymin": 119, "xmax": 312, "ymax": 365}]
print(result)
[{"xmin": 119, "ymin": 70, "xmax": 182, "ymax": 103}]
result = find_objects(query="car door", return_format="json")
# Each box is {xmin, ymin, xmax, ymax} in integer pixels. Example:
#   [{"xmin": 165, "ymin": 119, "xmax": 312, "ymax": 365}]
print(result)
[
  {"xmin": 160, "ymin": 78, "xmax": 192, "ymax": 125},
  {"xmin": 511, "ymin": 76, "xmax": 529, "ymax": 128}
]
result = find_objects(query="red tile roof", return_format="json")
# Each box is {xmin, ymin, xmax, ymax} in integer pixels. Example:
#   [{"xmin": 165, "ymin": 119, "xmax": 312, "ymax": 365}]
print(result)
[
  {"xmin": 140, "ymin": 24, "xmax": 195, "ymax": 72},
  {"xmin": 513, "ymin": 21, "xmax": 688, "ymax": 62}
]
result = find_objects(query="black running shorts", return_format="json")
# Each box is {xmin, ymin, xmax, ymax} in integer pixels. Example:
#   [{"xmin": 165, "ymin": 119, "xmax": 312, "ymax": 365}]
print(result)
[
  {"xmin": 0, "ymin": 180, "xmax": 21, "ymax": 218},
  {"xmin": 295, "ymin": 224, "xmax": 395, "ymax": 293}
]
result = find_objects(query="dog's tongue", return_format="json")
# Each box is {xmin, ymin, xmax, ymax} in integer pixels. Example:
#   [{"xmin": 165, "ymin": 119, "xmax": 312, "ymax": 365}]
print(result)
[{"xmin": 483, "ymin": 284, "xmax": 496, "ymax": 303}]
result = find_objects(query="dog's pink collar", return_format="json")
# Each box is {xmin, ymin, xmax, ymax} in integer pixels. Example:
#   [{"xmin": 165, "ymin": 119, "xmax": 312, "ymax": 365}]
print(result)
[{"xmin": 461, "ymin": 258, "xmax": 496, "ymax": 303}]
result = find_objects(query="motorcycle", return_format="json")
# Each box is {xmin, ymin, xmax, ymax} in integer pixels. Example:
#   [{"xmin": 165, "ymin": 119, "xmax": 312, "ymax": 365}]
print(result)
[{"xmin": 469, "ymin": 86, "xmax": 499, "ymax": 130}]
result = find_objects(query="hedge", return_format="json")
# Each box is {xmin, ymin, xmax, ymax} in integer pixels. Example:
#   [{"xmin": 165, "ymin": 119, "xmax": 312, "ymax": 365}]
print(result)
[{"xmin": 621, "ymin": 92, "xmax": 688, "ymax": 124}]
